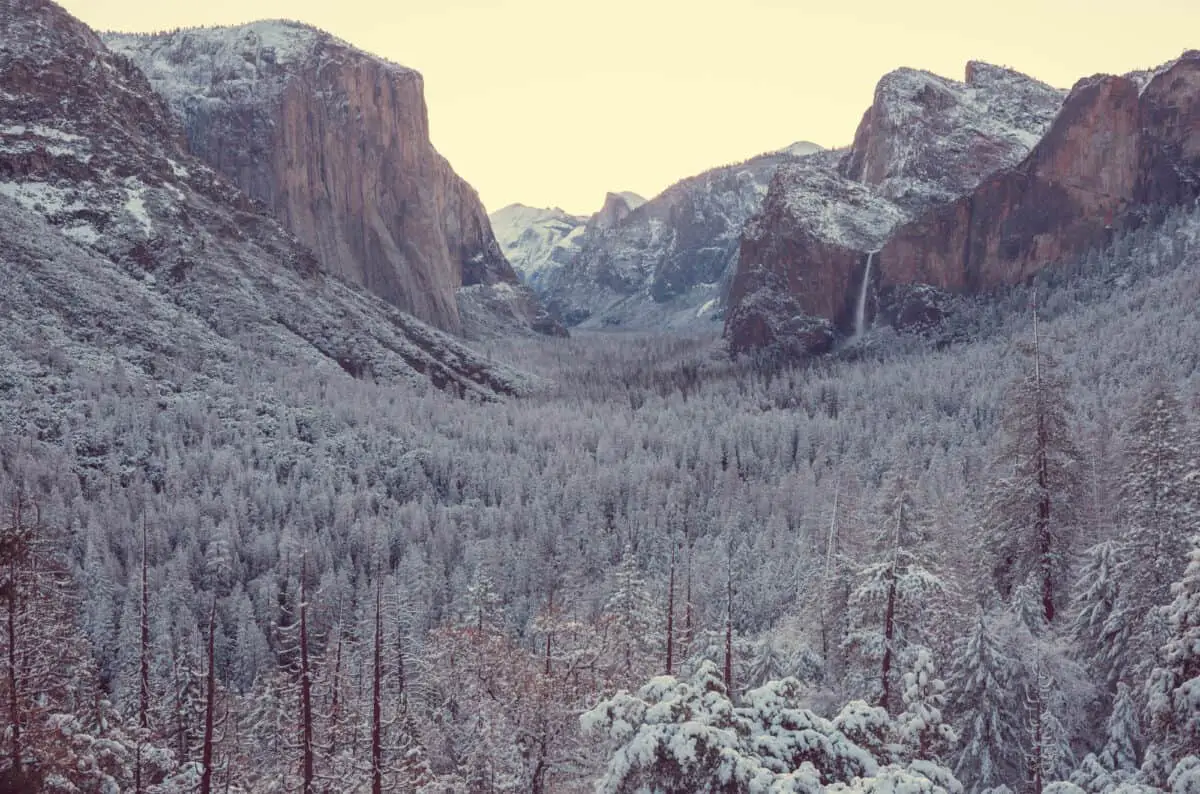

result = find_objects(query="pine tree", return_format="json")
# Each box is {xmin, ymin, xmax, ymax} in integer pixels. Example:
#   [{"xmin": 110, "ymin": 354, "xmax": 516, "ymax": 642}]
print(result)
[
  {"xmin": 1097, "ymin": 682, "xmax": 1140, "ymax": 777},
  {"xmin": 897, "ymin": 647, "xmax": 958, "ymax": 764},
  {"xmin": 949, "ymin": 613, "xmax": 1026, "ymax": 793},
  {"xmin": 1119, "ymin": 386, "xmax": 1196, "ymax": 666},
  {"xmin": 1070, "ymin": 540, "xmax": 1131, "ymax": 692},
  {"xmin": 1141, "ymin": 537, "xmax": 1200, "ymax": 787},
  {"xmin": 844, "ymin": 474, "xmax": 944, "ymax": 712},
  {"xmin": 985, "ymin": 317, "xmax": 1082, "ymax": 625},
  {"xmin": 602, "ymin": 546, "xmax": 657, "ymax": 680},
  {"xmin": 1026, "ymin": 647, "xmax": 1074, "ymax": 794}
]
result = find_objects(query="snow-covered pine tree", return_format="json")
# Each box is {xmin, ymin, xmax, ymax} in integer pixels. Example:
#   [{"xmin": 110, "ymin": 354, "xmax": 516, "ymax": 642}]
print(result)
[
  {"xmin": 1026, "ymin": 646, "xmax": 1075, "ymax": 794},
  {"xmin": 602, "ymin": 545, "xmax": 658, "ymax": 680},
  {"xmin": 984, "ymin": 316, "xmax": 1082, "ymax": 625},
  {"xmin": 1141, "ymin": 536, "xmax": 1200, "ymax": 788},
  {"xmin": 1118, "ymin": 386, "xmax": 1196, "ymax": 669},
  {"xmin": 843, "ymin": 473, "xmax": 944, "ymax": 712},
  {"xmin": 1068, "ymin": 680, "xmax": 1143, "ymax": 792},
  {"xmin": 949, "ymin": 613, "xmax": 1026, "ymax": 794},
  {"xmin": 1070, "ymin": 540, "xmax": 1131, "ymax": 694},
  {"xmin": 898, "ymin": 647, "xmax": 958, "ymax": 764}
]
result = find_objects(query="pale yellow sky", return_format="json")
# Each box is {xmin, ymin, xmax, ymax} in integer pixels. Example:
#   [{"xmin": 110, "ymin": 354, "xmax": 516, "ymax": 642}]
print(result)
[{"xmin": 58, "ymin": 0, "xmax": 1199, "ymax": 215}]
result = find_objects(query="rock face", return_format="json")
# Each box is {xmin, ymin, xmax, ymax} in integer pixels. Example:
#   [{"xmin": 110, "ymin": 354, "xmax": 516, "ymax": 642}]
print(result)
[
  {"xmin": 724, "ymin": 63, "xmax": 1065, "ymax": 355},
  {"xmin": 105, "ymin": 23, "xmax": 519, "ymax": 335},
  {"xmin": 508, "ymin": 146, "xmax": 816, "ymax": 330},
  {"xmin": 726, "ymin": 154, "xmax": 907, "ymax": 353},
  {"xmin": 489, "ymin": 203, "xmax": 589, "ymax": 291},
  {"xmin": 2, "ymin": 0, "xmax": 530, "ymax": 399},
  {"xmin": 842, "ymin": 62, "xmax": 1065, "ymax": 212},
  {"xmin": 876, "ymin": 53, "xmax": 1200, "ymax": 301}
]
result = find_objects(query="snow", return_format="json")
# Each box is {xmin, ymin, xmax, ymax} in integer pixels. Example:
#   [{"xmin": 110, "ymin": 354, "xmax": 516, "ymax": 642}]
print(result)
[
  {"xmin": 62, "ymin": 223, "xmax": 101, "ymax": 246},
  {"xmin": 783, "ymin": 141, "xmax": 824, "ymax": 158},
  {"xmin": 769, "ymin": 163, "xmax": 911, "ymax": 250},
  {"xmin": 103, "ymin": 20, "xmax": 416, "ymax": 113},
  {"xmin": 122, "ymin": 182, "xmax": 153, "ymax": 237},
  {"xmin": 0, "ymin": 124, "xmax": 87, "ymax": 144},
  {"xmin": 617, "ymin": 191, "xmax": 647, "ymax": 210},
  {"xmin": 856, "ymin": 63, "xmax": 1063, "ymax": 209},
  {"xmin": 488, "ymin": 203, "xmax": 587, "ymax": 285},
  {"xmin": 0, "ymin": 181, "xmax": 88, "ymax": 216}
]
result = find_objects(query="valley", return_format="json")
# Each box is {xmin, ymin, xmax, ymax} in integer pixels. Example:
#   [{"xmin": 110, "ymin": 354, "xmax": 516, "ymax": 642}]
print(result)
[{"xmin": 1, "ymin": 1, "xmax": 1199, "ymax": 792}]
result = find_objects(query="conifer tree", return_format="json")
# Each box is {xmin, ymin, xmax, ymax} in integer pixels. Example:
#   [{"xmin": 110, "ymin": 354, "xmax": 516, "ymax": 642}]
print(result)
[
  {"xmin": 1141, "ymin": 537, "xmax": 1200, "ymax": 787},
  {"xmin": 985, "ymin": 315, "xmax": 1082, "ymax": 624},
  {"xmin": 949, "ymin": 614, "xmax": 1026, "ymax": 793},
  {"xmin": 844, "ymin": 474, "xmax": 943, "ymax": 712},
  {"xmin": 1070, "ymin": 540, "xmax": 1131, "ymax": 692},
  {"xmin": 898, "ymin": 647, "xmax": 957, "ymax": 764},
  {"xmin": 1118, "ymin": 386, "xmax": 1196, "ymax": 667}
]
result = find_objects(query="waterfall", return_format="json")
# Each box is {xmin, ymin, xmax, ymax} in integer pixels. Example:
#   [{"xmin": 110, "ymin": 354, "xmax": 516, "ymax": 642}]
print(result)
[{"xmin": 854, "ymin": 250, "xmax": 875, "ymax": 338}]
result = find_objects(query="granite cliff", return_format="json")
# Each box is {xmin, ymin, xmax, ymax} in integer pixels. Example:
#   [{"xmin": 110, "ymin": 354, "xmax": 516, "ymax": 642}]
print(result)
[
  {"xmin": 2, "ymin": 0, "xmax": 531, "ymax": 399},
  {"xmin": 725, "ymin": 62, "xmax": 1066, "ymax": 355},
  {"xmin": 106, "ymin": 23, "xmax": 525, "ymax": 335}
]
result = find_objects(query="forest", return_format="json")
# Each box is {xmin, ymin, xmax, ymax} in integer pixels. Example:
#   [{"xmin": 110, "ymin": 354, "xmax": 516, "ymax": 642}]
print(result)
[{"xmin": 1, "ymin": 205, "xmax": 1199, "ymax": 793}]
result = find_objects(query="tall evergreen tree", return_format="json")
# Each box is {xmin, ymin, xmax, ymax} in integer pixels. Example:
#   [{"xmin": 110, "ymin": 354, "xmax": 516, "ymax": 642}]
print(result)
[
  {"xmin": 1118, "ymin": 386, "xmax": 1196, "ymax": 666},
  {"xmin": 949, "ymin": 613, "xmax": 1026, "ymax": 794},
  {"xmin": 844, "ymin": 473, "xmax": 944, "ymax": 712},
  {"xmin": 1141, "ymin": 537, "xmax": 1200, "ymax": 787},
  {"xmin": 985, "ymin": 317, "xmax": 1082, "ymax": 624},
  {"xmin": 1070, "ymin": 540, "xmax": 1131, "ymax": 692}
]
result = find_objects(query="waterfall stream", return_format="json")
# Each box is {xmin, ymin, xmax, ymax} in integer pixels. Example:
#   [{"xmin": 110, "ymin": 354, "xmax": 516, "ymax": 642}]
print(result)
[{"xmin": 854, "ymin": 250, "xmax": 875, "ymax": 338}]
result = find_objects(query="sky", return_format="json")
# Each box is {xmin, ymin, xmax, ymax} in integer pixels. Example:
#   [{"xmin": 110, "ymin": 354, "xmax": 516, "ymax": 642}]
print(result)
[{"xmin": 59, "ymin": 0, "xmax": 1200, "ymax": 216}]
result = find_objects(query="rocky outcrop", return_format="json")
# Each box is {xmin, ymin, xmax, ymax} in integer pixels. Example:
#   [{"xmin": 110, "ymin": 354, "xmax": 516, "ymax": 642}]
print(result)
[
  {"xmin": 876, "ymin": 53, "xmax": 1200, "ymax": 299},
  {"xmin": 106, "ymin": 23, "xmax": 519, "ymax": 335},
  {"xmin": 725, "ymin": 63, "xmax": 1066, "ymax": 355},
  {"xmin": 726, "ymin": 158, "xmax": 907, "ymax": 354},
  {"xmin": 2, "ymin": 0, "xmax": 531, "ymax": 399},
  {"xmin": 841, "ymin": 62, "xmax": 1064, "ymax": 212}
]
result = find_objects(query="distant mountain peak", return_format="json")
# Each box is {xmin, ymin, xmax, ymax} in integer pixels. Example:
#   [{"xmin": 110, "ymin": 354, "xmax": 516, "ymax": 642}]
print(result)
[{"xmin": 783, "ymin": 141, "xmax": 824, "ymax": 157}]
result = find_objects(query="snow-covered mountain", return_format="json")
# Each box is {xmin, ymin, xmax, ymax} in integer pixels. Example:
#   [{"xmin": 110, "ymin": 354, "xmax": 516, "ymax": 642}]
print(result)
[
  {"xmin": 726, "ymin": 62, "xmax": 1067, "ymax": 356},
  {"xmin": 497, "ymin": 144, "xmax": 822, "ymax": 330},
  {"xmin": 489, "ymin": 203, "xmax": 589, "ymax": 289},
  {"xmin": 1, "ymin": 0, "xmax": 531, "ymax": 399},
  {"xmin": 105, "ymin": 21, "xmax": 556, "ymax": 338},
  {"xmin": 726, "ymin": 53, "xmax": 1200, "ymax": 359}
]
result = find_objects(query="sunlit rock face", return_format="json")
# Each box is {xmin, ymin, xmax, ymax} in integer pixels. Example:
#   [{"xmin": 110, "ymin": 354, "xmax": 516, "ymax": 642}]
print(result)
[
  {"xmin": 1, "ymin": 0, "xmax": 532, "ymax": 399},
  {"xmin": 107, "ymin": 22, "xmax": 521, "ymax": 335}
]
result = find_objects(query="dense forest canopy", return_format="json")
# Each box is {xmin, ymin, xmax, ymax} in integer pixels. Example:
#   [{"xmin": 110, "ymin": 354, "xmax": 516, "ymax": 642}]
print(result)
[{"xmin": 2, "ymin": 207, "xmax": 1200, "ymax": 792}]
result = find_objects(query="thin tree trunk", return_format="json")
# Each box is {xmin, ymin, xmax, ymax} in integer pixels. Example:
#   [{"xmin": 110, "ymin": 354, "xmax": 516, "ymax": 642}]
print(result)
[
  {"xmin": 879, "ymin": 569, "xmax": 898, "ymax": 713},
  {"xmin": 665, "ymin": 537, "xmax": 675, "ymax": 676},
  {"xmin": 136, "ymin": 517, "xmax": 151, "ymax": 793},
  {"xmin": 371, "ymin": 583, "xmax": 384, "ymax": 794},
  {"xmin": 723, "ymin": 547, "xmax": 734, "ymax": 692},
  {"xmin": 329, "ymin": 629, "xmax": 343, "ymax": 758},
  {"xmin": 879, "ymin": 500, "xmax": 902, "ymax": 713},
  {"xmin": 1033, "ymin": 299, "xmax": 1056, "ymax": 624},
  {"xmin": 199, "ymin": 600, "xmax": 217, "ymax": 794},
  {"xmin": 683, "ymin": 538, "xmax": 693, "ymax": 654},
  {"xmin": 299, "ymin": 558, "xmax": 314, "ymax": 794}
]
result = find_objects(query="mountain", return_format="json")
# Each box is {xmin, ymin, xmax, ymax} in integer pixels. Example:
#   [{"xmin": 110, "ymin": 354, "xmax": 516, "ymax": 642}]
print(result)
[
  {"xmin": 500, "ymin": 146, "xmax": 817, "ymax": 330},
  {"xmin": 725, "ymin": 61, "xmax": 1066, "ymax": 355},
  {"xmin": 875, "ymin": 53, "xmax": 1200, "ymax": 302},
  {"xmin": 490, "ymin": 203, "xmax": 589, "ymax": 290},
  {"xmin": 104, "ymin": 22, "xmax": 540, "ymax": 337},
  {"xmin": 1, "ymin": 0, "xmax": 531, "ymax": 400}
]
